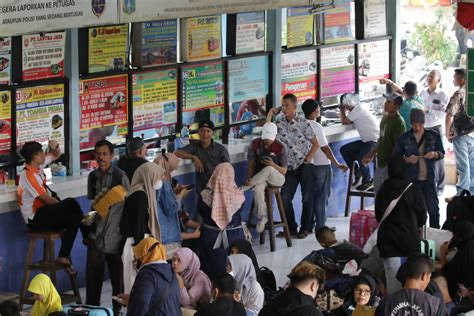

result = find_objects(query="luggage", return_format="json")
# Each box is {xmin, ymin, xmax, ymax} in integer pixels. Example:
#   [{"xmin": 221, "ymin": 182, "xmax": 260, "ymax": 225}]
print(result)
[
  {"xmin": 349, "ymin": 210, "xmax": 379, "ymax": 249},
  {"xmin": 442, "ymin": 190, "xmax": 474, "ymax": 231},
  {"xmin": 420, "ymin": 226, "xmax": 436, "ymax": 265},
  {"xmin": 64, "ymin": 304, "xmax": 113, "ymax": 315}
]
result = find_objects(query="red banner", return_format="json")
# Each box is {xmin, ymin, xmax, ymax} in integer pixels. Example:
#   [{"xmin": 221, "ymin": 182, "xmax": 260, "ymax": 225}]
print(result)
[{"xmin": 458, "ymin": 1, "xmax": 474, "ymax": 30}]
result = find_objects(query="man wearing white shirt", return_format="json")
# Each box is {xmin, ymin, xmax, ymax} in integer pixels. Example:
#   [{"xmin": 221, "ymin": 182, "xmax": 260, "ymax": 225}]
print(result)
[
  {"xmin": 419, "ymin": 70, "xmax": 449, "ymax": 194},
  {"xmin": 339, "ymin": 94, "xmax": 380, "ymax": 191},
  {"xmin": 302, "ymin": 99, "xmax": 348, "ymax": 231}
]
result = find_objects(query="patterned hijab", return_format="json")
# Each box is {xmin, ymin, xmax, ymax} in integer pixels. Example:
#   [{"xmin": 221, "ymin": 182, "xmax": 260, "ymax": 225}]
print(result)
[
  {"xmin": 201, "ymin": 163, "xmax": 245, "ymax": 230},
  {"xmin": 129, "ymin": 162, "xmax": 165, "ymax": 241},
  {"xmin": 154, "ymin": 153, "xmax": 180, "ymax": 181},
  {"xmin": 28, "ymin": 273, "xmax": 62, "ymax": 316},
  {"xmin": 133, "ymin": 237, "xmax": 167, "ymax": 266}
]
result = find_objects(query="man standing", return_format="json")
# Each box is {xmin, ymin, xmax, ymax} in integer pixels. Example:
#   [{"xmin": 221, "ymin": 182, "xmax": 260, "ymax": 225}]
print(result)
[
  {"xmin": 175, "ymin": 119, "xmax": 230, "ymax": 193},
  {"xmin": 266, "ymin": 94, "xmax": 319, "ymax": 238},
  {"xmin": 339, "ymin": 93, "xmax": 379, "ymax": 190},
  {"xmin": 117, "ymin": 137, "xmax": 148, "ymax": 182},
  {"xmin": 86, "ymin": 140, "xmax": 130, "ymax": 314},
  {"xmin": 363, "ymin": 93, "xmax": 406, "ymax": 193},
  {"xmin": 394, "ymin": 109, "xmax": 445, "ymax": 228},
  {"xmin": 246, "ymin": 122, "xmax": 288, "ymax": 233},
  {"xmin": 446, "ymin": 68, "xmax": 474, "ymax": 195}
]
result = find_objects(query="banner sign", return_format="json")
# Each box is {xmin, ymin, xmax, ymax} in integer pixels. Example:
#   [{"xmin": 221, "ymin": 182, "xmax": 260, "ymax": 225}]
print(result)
[
  {"xmin": 228, "ymin": 56, "xmax": 269, "ymax": 103},
  {"xmin": 180, "ymin": 16, "xmax": 222, "ymax": 62},
  {"xmin": 0, "ymin": 91, "xmax": 11, "ymax": 157},
  {"xmin": 132, "ymin": 69, "xmax": 178, "ymax": 132},
  {"xmin": 22, "ymin": 31, "xmax": 66, "ymax": 82},
  {"xmin": 287, "ymin": 6, "xmax": 314, "ymax": 48},
  {"xmin": 281, "ymin": 50, "xmax": 317, "ymax": 103},
  {"xmin": 119, "ymin": 0, "xmax": 311, "ymax": 23},
  {"xmin": 235, "ymin": 12, "xmax": 265, "ymax": 54},
  {"xmin": 0, "ymin": 0, "xmax": 118, "ymax": 37},
  {"xmin": 364, "ymin": 0, "xmax": 386, "ymax": 38},
  {"xmin": 88, "ymin": 24, "xmax": 128, "ymax": 73},
  {"xmin": 358, "ymin": 40, "xmax": 389, "ymax": 98},
  {"xmin": 320, "ymin": 44, "xmax": 355, "ymax": 98},
  {"xmin": 0, "ymin": 38, "xmax": 11, "ymax": 85},
  {"xmin": 16, "ymin": 84, "xmax": 65, "ymax": 147}
]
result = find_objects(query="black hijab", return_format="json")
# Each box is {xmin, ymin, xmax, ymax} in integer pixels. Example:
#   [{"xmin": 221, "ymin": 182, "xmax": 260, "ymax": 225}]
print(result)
[{"xmin": 351, "ymin": 274, "xmax": 379, "ymax": 307}]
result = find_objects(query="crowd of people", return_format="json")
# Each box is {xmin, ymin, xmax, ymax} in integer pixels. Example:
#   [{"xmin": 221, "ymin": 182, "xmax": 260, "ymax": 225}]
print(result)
[{"xmin": 5, "ymin": 67, "xmax": 473, "ymax": 315}]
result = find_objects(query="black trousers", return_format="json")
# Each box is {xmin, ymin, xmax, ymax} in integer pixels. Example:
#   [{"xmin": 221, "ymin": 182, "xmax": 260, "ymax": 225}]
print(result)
[
  {"xmin": 86, "ymin": 242, "xmax": 123, "ymax": 312},
  {"xmin": 27, "ymin": 197, "xmax": 83, "ymax": 257}
]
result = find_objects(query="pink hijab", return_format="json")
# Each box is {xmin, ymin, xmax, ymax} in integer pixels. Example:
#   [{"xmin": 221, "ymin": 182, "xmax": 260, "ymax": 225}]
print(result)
[
  {"xmin": 177, "ymin": 248, "xmax": 207, "ymax": 286},
  {"xmin": 201, "ymin": 163, "xmax": 245, "ymax": 230},
  {"xmin": 154, "ymin": 153, "xmax": 180, "ymax": 181}
]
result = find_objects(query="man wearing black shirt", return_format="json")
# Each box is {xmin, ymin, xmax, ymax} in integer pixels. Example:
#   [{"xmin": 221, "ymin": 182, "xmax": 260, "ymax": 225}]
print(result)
[{"xmin": 117, "ymin": 137, "xmax": 148, "ymax": 182}]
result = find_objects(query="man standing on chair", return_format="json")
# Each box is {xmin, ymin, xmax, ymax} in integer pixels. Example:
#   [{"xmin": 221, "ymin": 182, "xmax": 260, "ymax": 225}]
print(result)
[
  {"xmin": 266, "ymin": 94, "xmax": 319, "ymax": 239},
  {"xmin": 245, "ymin": 122, "xmax": 288, "ymax": 233},
  {"xmin": 394, "ymin": 109, "xmax": 445, "ymax": 228}
]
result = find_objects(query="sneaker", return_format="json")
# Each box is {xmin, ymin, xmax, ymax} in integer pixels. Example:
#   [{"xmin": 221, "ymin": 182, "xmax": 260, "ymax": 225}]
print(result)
[
  {"xmin": 356, "ymin": 181, "xmax": 373, "ymax": 191},
  {"xmin": 256, "ymin": 217, "xmax": 268, "ymax": 233},
  {"xmin": 352, "ymin": 168, "xmax": 362, "ymax": 186}
]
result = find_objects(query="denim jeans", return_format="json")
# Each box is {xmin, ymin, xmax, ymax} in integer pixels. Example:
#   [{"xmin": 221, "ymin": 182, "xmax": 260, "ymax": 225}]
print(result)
[
  {"xmin": 281, "ymin": 163, "xmax": 314, "ymax": 233},
  {"xmin": 453, "ymin": 134, "xmax": 474, "ymax": 194},
  {"xmin": 383, "ymin": 257, "xmax": 406, "ymax": 294},
  {"xmin": 415, "ymin": 179, "xmax": 440, "ymax": 228},
  {"xmin": 340, "ymin": 140, "xmax": 377, "ymax": 182},
  {"xmin": 430, "ymin": 125, "xmax": 445, "ymax": 192},
  {"xmin": 310, "ymin": 165, "xmax": 332, "ymax": 230}
]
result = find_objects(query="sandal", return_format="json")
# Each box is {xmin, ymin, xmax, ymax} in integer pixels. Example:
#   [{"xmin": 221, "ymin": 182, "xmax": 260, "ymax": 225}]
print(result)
[{"xmin": 56, "ymin": 258, "xmax": 78, "ymax": 277}]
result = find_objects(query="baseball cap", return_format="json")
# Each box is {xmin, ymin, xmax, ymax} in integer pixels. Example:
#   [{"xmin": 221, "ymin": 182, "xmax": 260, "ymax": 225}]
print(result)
[
  {"xmin": 261, "ymin": 122, "xmax": 278, "ymax": 141},
  {"xmin": 127, "ymin": 137, "xmax": 145, "ymax": 153},
  {"xmin": 383, "ymin": 93, "xmax": 403, "ymax": 104},
  {"xmin": 198, "ymin": 119, "xmax": 215, "ymax": 131}
]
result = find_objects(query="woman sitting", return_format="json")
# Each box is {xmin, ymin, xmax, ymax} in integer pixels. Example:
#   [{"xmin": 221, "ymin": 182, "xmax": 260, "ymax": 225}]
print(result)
[
  {"xmin": 126, "ymin": 237, "xmax": 181, "ymax": 316},
  {"xmin": 198, "ymin": 163, "xmax": 246, "ymax": 280},
  {"xmin": 227, "ymin": 254, "xmax": 264, "ymax": 315},
  {"xmin": 172, "ymin": 247, "xmax": 212, "ymax": 308},
  {"xmin": 154, "ymin": 152, "xmax": 191, "ymax": 258},
  {"xmin": 28, "ymin": 273, "xmax": 62, "ymax": 316},
  {"xmin": 337, "ymin": 275, "xmax": 380, "ymax": 316},
  {"xmin": 229, "ymin": 239, "xmax": 263, "ymax": 286}
]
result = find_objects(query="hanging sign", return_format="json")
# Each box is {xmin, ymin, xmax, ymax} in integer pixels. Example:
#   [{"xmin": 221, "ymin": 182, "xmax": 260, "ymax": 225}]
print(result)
[
  {"xmin": 0, "ymin": 38, "xmax": 11, "ymax": 86},
  {"xmin": 320, "ymin": 44, "xmax": 355, "ymax": 98},
  {"xmin": 88, "ymin": 24, "xmax": 128, "ymax": 73},
  {"xmin": 281, "ymin": 50, "xmax": 317, "ymax": 103}
]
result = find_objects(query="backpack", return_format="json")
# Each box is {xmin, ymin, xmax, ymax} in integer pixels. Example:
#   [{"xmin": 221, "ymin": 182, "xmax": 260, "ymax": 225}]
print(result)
[
  {"xmin": 63, "ymin": 304, "xmax": 113, "ymax": 315},
  {"xmin": 259, "ymin": 266, "xmax": 279, "ymax": 301},
  {"xmin": 442, "ymin": 190, "xmax": 474, "ymax": 231}
]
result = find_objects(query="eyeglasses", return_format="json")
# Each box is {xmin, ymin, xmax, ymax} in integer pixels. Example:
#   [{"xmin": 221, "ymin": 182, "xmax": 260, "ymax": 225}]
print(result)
[{"xmin": 354, "ymin": 289, "xmax": 371, "ymax": 295}]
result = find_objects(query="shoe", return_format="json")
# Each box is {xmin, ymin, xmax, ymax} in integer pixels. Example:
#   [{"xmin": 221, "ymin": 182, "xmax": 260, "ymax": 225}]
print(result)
[
  {"xmin": 356, "ymin": 181, "xmax": 373, "ymax": 191},
  {"xmin": 256, "ymin": 217, "xmax": 268, "ymax": 233},
  {"xmin": 330, "ymin": 227, "xmax": 337, "ymax": 232},
  {"xmin": 297, "ymin": 230, "xmax": 308, "ymax": 239},
  {"xmin": 277, "ymin": 230, "xmax": 297, "ymax": 238},
  {"xmin": 352, "ymin": 169, "xmax": 362, "ymax": 186}
]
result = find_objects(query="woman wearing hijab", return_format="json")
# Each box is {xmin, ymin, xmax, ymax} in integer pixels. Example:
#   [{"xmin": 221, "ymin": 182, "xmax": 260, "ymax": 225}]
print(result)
[
  {"xmin": 229, "ymin": 239, "xmax": 263, "ymax": 286},
  {"xmin": 172, "ymin": 247, "xmax": 212, "ymax": 308},
  {"xmin": 121, "ymin": 162, "xmax": 165, "ymax": 293},
  {"xmin": 337, "ymin": 275, "xmax": 380, "ymax": 316},
  {"xmin": 198, "ymin": 163, "xmax": 246, "ymax": 280},
  {"xmin": 126, "ymin": 237, "xmax": 181, "ymax": 316},
  {"xmin": 28, "ymin": 273, "xmax": 62, "ymax": 316},
  {"xmin": 226, "ymin": 254, "xmax": 264, "ymax": 315},
  {"xmin": 154, "ymin": 152, "xmax": 190, "ymax": 258}
]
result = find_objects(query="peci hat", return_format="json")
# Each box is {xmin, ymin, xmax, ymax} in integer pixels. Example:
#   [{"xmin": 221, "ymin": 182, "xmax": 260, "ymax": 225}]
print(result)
[
  {"xmin": 198, "ymin": 119, "xmax": 215, "ymax": 131},
  {"xmin": 261, "ymin": 122, "xmax": 278, "ymax": 141},
  {"xmin": 127, "ymin": 137, "xmax": 145, "ymax": 154}
]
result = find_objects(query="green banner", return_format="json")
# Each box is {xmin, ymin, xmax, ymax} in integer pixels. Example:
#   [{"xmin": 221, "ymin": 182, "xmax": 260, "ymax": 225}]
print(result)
[{"xmin": 468, "ymin": 49, "xmax": 474, "ymax": 117}]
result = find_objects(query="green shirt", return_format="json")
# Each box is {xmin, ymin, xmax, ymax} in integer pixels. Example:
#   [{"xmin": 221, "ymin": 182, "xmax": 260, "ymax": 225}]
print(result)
[
  {"xmin": 378, "ymin": 113, "xmax": 406, "ymax": 168},
  {"xmin": 400, "ymin": 95, "xmax": 424, "ymax": 130}
]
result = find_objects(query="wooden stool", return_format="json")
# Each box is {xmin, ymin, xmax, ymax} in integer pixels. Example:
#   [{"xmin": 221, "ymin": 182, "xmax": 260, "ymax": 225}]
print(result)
[
  {"xmin": 19, "ymin": 231, "xmax": 82, "ymax": 309},
  {"xmin": 248, "ymin": 186, "xmax": 292, "ymax": 252},
  {"xmin": 344, "ymin": 162, "xmax": 376, "ymax": 217}
]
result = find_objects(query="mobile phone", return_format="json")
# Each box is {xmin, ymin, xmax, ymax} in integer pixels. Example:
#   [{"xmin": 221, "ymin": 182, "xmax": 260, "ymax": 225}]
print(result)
[
  {"xmin": 112, "ymin": 296, "xmax": 126, "ymax": 306},
  {"xmin": 275, "ymin": 106, "xmax": 282, "ymax": 113}
]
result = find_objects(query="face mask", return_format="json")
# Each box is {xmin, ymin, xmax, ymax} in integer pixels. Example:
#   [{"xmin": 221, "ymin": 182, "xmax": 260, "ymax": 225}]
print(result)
[{"xmin": 153, "ymin": 180, "xmax": 163, "ymax": 190}]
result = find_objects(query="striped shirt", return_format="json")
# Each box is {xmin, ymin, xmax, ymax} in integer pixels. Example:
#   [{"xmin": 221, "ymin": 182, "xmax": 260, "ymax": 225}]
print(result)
[{"xmin": 17, "ymin": 164, "xmax": 48, "ymax": 223}]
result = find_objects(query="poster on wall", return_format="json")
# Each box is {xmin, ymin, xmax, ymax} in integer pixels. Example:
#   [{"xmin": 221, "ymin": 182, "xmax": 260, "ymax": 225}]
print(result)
[
  {"xmin": 228, "ymin": 56, "xmax": 269, "ymax": 124},
  {"xmin": 281, "ymin": 50, "xmax": 317, "ymax": 103},
  {"xmin": 132, "ymin": 69, "xmax": 178, "ymax": 133},
  {"xmin": 131, "ymin": 19, "xmax": 178, "ymax": 68},
  {"xmin": 0, "ymin": 38, "xmax": 11, "ymax": 85},
  {"xmin": 364, "ymin": 0, "xmax": 386, "ymax": 38},
  {"xmin": 16, "ymin": 84, "xmax": 65, "ymax": 148},
  {"xmin": 0, "ymin": 91, "xmax": 11, "ymax": 159},
  {"xmin": 22, "ymin": 31, "xmax": 66, "ymax": 82},
  {"xmin": 88, "ymin": 24, "xmax": 128, "ymax": 73},
  {"xmin": 79, "ymin": 75, "xmax": 128, "ymax": 149},
  {"xmin": 181, "ymin": 62, "xmax": 224, "ymax": 128},
  {"xmin": 180, "ymin": 16, "xmax": 222, "ymax": 62},
  {"xmin": 318, "ymin": 0, "xmax": 353, "ymax": 44},
  {"xmin": 232, "ymin": 11, "xmax": 266, "ymax": 55},
  {"xmin": 358, "ymin": 40, "xmax": 389, "ymax": 98},
  {"xmin": 287, "ymin": 6, "xmax": 314, "ymax": 48},
  {"xmin": 119, "ymin": 0, "xmax": 310, "ymax": 23},
  {"xmin": 320, "ymin": 45, "xmax": 355, "ymax": 98},
  {"xmin": 0, "ymin": 1, "xmax": 118, "ymax": 37}
]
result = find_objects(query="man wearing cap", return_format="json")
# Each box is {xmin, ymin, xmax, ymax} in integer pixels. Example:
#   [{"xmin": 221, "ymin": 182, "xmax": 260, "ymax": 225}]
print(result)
[
  {"xmin": 246, "ymin": 122, "xmax": 288, "ymax": 232},
  {"xmin": 363, "ymin": 93, "xmax": 406, "ymax": 193},
  {"xmin": 175, "ymin": 119, "xmax": 230, "ymax": 193},
  {"xmin": 394, "ymin": 108, "xmax": 444, "ymax": 228},
  {"xmin": 266, "ymin": 94, "xmax": 319, "ymax": 238},
  {"xmin": 117, "ymin": 137, "xmax": 148, "ymax": 182}
]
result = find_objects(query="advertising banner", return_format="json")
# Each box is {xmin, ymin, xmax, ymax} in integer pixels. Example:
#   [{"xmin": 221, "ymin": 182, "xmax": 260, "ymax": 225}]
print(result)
[
  {"xmin": 0, "ymin": 38, "xmax": 11, "ymax": 86},
  {"xmin": 0, "ymin": 91, "xmax": 11, "ymax": 157},
  {"xmin": 287, "ymin": 6, "xmax": 314, "ymax": 48},
  {"xmin": 228, "ymin": 56, "xmax": 269, "ymax": 103},
  {"xmin": 235, "ymin": 12, "xmax": 265, "ymax": 54},
  {"xmin": 16, "ymin": 84, "xmax": 65, "ymax": 147},
  {"xmin": 320, "ymin": 44, "xmax": 355, "ymax": 98},
  {"xmin": 358, "ymin": 40, "xmax": 389, "ymax": 98},
  {"xmin": 132, "ymin": 69, "xmax": 178, "ymax": 132},
  {"xmin": 88, "ymin": 24, "xmax": 128, "ymax": 73},
  {"xmin": 320, "ymin": 0, "xmax": 353, "ymax": 44},
  {"xmin": 281, "ymin": 50, "xmax": 317, "ymax": 103},
  {"xmin": 22, "ymin": 31, "xmax": 65, "ymax": 82},
  {"xmin": 364, "ymin": 0, "xmax": 386, "ymax": 38},
  {"xmin": 181, "ymin": 16, "xmax": 221, "ymax": 62},
  {"xmin": 0, "ymin": 0, "xmax": 118, "ymax": 37}
]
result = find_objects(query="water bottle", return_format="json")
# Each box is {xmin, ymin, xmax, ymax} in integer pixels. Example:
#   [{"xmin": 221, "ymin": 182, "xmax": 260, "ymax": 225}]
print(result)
[
  {"xmin": 181, "ymin": 125, "xmax": 190, "ymax": 146},
  {"xmin": 228, "ymin": 128, "xmax": 235, "ymax": 145},
  {"xmin": 160, "ymin": 126, "xmax": 170, "ymax": 152}
]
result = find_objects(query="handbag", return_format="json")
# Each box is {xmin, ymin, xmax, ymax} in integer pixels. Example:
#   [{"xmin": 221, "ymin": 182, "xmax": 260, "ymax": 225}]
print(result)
[{"xmin": 453, "ymin": 94, "xmax": 474, "ymax": 136}]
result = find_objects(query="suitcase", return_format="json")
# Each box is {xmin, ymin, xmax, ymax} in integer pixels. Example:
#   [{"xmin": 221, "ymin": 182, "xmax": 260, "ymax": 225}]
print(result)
[
  {"xmin": 420, "ymin": 226, "xmax": 436, "ymax": 267},
  {"xmin": 349, "ymin": 210, "xmax": 379, "ymax": 249},
  {"xmin": 63, "ymin": 304, "xmax": 113, "ymax": 315}
]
